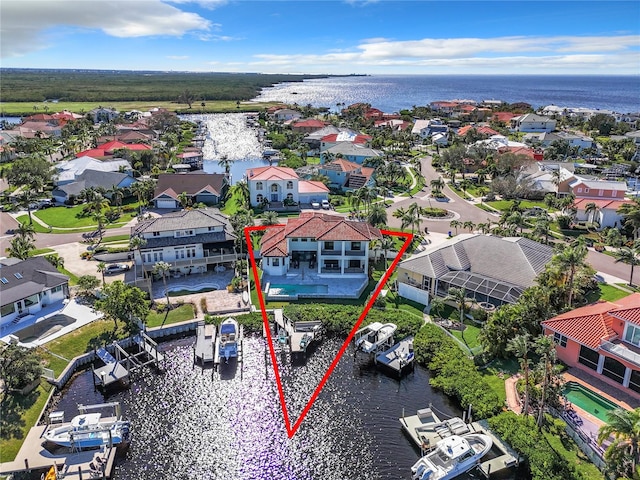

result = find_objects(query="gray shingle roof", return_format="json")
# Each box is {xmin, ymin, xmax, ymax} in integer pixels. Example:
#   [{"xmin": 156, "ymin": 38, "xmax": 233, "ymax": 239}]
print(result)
[
  {"xmin": 132, "ymin": 207, "xmax": 236, "ymax": 238},
  {"xmin": 0, "ymin": 257, "xmax": 69, "ymax": 307},
  {"xmin": 399, "ymin": 234, "xmax": 553, "ymax": 293}
]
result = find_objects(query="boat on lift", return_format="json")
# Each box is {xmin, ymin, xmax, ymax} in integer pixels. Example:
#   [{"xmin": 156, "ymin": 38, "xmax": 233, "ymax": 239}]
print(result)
[
  {"xmin": 353, "ymin": 322, "xmax": 397, "ymax": 354},
  {"xmin": 219, "ymin": 317, "xmax": 239, "ymax": 362},
  {"xmin": 411, "ymin": 433, "xmax": 492, "ymax": 480},
  {"xmin": 44, "ymin": 413, "xmax": 130, "ymax": 449}
]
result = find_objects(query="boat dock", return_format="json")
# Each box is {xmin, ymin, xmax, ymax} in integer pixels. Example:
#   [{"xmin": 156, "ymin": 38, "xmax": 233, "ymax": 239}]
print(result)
[
  {"xmin": 273, "ymin": 309, "xmax": 323, "ymax": 355},
  {"xmin": 93, "ymin": 332, "xmax": 165, "ymax": 388},
  {"xmin": 214, "ymin": 323, "xmax": 244, "ymax": 366},
  {"xmin": 375, "ymin": 336, "xmax": 415, "ymax": 377},
  {"xmin": 194, "ymin": 321, "xmax": 216, "ymax": 364},
  {"xmin": 399, "ymin": 407, "xmax": 519, "ymax": 477},
  {"xmin": 0, "ymin": 403, "xmax": 124, "ymax": 479}
]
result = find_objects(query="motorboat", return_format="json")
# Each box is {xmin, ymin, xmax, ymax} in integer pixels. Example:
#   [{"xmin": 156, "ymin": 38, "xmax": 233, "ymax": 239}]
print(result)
[
  {"xmin": 219, "ymin": 317, "xmax": 239, "ymax": 362},
  {"xmin": 354, "ymin": 322, "xmax": 397, "ymax": 354},
  {"xmin": 44, "ymin": 413, "xmax": 130, "ymax": 449},
  {"xmin": 411, "ymin": 433, "xmax": 492, "ymax": 480}
]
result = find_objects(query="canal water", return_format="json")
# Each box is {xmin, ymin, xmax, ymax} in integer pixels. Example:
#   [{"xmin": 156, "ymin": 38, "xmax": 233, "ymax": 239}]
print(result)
[
  {"xmin": 53, "ymin": 335, "xmax": 480, "ymax": 480},
  {"xmin": 182, "ymin": 113, "xmax": 270, "ymax": 185}
]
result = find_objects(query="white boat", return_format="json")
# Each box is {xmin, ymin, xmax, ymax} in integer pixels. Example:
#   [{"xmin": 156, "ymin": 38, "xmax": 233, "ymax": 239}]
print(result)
[
  {"xmin": 44, "ymin": 413, "xmax": 130, "ymax": 449},
  {"xmin": 411, "ymin": 433, "xmax": 492, "ymax": 480},
  {"xmin": 354, "ymin": 322, "xmax": 397, "ymax": 354},
  {"xmin": 219, "ymin": 317, "xmax": 239, "ymax": 362}
]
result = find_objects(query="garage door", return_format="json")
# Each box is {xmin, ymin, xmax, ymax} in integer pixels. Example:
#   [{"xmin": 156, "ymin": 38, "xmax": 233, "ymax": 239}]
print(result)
[
  {"xmin": 156, "ymin": 199, "xmax": 177, "ymax": 209},
  {"xmin": 398, "ymin": 282, "xmax": 429, "ymax": 308}
]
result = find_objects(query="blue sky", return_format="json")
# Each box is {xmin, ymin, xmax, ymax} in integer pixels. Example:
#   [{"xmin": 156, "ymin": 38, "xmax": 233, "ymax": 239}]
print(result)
[{"xmin": 2, "ymin": 1, "xmax": 639, "ymax": 74}]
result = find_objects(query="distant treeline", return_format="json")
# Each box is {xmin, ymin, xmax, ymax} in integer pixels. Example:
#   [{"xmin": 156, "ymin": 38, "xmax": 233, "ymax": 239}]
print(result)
[{"xmin": 0, "ymin": 69, "xmax": 327, "ymax": 103}]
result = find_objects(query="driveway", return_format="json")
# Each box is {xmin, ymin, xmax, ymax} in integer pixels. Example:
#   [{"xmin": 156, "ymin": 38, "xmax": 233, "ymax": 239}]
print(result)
[{"xmin": 51, "ymin": 242, "xmax": 131, "ymax": 284}]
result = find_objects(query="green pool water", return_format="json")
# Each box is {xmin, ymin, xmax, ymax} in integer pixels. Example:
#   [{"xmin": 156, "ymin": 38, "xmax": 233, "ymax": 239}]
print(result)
[{"xmin": 563, "ymin": 381, "xmax": 620, "ymax": 422}]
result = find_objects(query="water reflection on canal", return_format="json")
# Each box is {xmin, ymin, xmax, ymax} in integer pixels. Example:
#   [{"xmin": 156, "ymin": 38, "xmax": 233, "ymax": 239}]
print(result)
[{"xmin": 54, "ymin": 336, "xmax": 469, "ymax": 479}]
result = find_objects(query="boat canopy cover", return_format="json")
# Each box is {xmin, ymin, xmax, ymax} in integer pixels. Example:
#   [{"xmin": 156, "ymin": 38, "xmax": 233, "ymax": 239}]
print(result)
[
  {"xmin": 71, "ymin": 413, "xmax": 101, "ymax": 427},
  {"xmin": 221, "ymin": 323, "xmax": 236, "ymax": 334}
]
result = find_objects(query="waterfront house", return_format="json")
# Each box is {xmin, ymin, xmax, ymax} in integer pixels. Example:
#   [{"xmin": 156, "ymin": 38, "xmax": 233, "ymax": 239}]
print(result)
[
  {"xmin": 396, "ymin": 234, "xmax": 553, "ymax": 308},
  {"xmin": 524, "ymin": 131, "xmax": 594, "ymax": 150},
  {"xmin": 273, "ymin": 109, "xmax": 303, "ymax": 122},
  {"xmin": 291, "ymin": 119, "xmax": 327, "ymax": 134},
  {"xmin": 76, "ymin": 140, "xmax": 151, "ymax": 159},
  {"xmin": 457, "ymin": 125, "xmax": 500, "ymax": 138},
  {"xmin": 51, "ymin": 170, "xmax": 136, "ymax": 204},
  {"xmin": 303, "ymin": 126, "xmax": 357, "ymax": 151},
  {"xmin": 510, "ymin": 113, "xmax": 557, "ymax": 133},
  {"xmin": 54, "ymin": 156, "xmax": 132, "ymax": 186},
  {"xmin": 542, "ymin": 293, "xmax": 640, "ymax": 400},
  {"xmin": 320, "ymin": 143, "xmax": 383, "ymax": 165},
  {"xmin": 260, "ymin": 212, "xmax": 382, "ymax": 277},
  {"xmin": 319, "ymin": 132, "xmax": 372, "ymax": 151},
  {"xmin": 90, "ymin": 107, "xmax": 119, "ymax": 123},
  {"xmin": 246, "ymin": 166, "xmax": 329, "ymax": 208},
  {"xmin": 411, "ymin": 119, "xmax": 448, "ymax": 139},
  {"xmin": 318, "ymin": 159, "xmax": 375, "ymax": 192},
  {"xmin": 0, "ymin": 257, "xmax": 69, "ymax": 329},
  {"xmin": 130, "ymin": 208, "xmax": 237, "ymax": 277},
  {"xmin": 152, "ymin": 173, "xmax": 228, "ymax": 209}
]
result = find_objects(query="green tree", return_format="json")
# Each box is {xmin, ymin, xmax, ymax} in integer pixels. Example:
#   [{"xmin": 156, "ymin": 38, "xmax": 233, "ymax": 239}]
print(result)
[
  {"xmin": 507, "ymin": 333, "xmax": 532, "ymax": 416},
  {"xmin": 261, "ymin": 211, "xmax": 279, "ymax": 226},
  {"xmin": 553, "ymin": 241, "xmax": 589, "ymax": 308},
  {"xmin": 615, "ymin": 246, "xmax": 640, "ymax": 287},
  {"xmin": 97, "ymin": 261, "xmax": 107, "ymax": 286},
  {"xmin": 129, "ymin": 235, "xmax": 148, "ymax": 278},
  {"xmin": 6, "ymin": 234, "xmax": 35, "ymax": 260},
  {"xmin": 6, "ymin": 155, "xmax": 53, "ymax": 188},
  {"xmin": 44, "ymin": 254, "xmax": 64, "ymax": 269},
  {"xmin": 152, "ymin": 261, "xmax": 172, "ymax": 309},
  {"xmin": 95, "ymin": 280, "xmax": 150, "ymax": 332},
  {"xmin": 367, "ymin": 203, "xmax": 387, "ymax": 228},
  {"xmin": 449, "ymin": 219, "xmax": 460, "ymax": 235},
  {"xmin": 598, "ymin": 408, "xmax": 640, "ymax": 479},
  {"xmin": 619, "ymin": 199, "xmax": 640, "ymax": 240},
  {"xmin": 232, "ymin": 181, "xmax": 251, "ymax": 210},
  {"xmin": 534, "ymin": 335, "xmax": 556, "ymax": 427},
  {"xmin": 177, "ymin": 191, "xmax": 191, "ymax": 209},
  {"xmin": 0, "ymin": 343, "xmax": 42, "ymax": 391},
  {"xmin": 77, "ymin": 274, "xmax": 100, "ymax": 296}
]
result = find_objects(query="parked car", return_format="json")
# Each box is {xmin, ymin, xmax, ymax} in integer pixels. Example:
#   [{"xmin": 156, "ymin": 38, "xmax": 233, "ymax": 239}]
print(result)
[
  {"xmin": 104, "ymin": 263, "xmax": 130, "ymax": 275},
  {"xmin": 321, "ymin": 199, "xmax": 330, "ymax": 210},
  {"xmin": 311, "ymin": 201, "xmax": 321, "ymax": 209}
]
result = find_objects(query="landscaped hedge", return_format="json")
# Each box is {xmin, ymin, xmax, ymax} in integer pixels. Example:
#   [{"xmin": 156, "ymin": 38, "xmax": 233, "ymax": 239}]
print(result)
[
  {"xmin": 487, "ymin": 412, "xmax": 573, "ymax": 480},
  {"xmin": 414, "ymin": 323, "xmax": 503, "ymax": 419}
]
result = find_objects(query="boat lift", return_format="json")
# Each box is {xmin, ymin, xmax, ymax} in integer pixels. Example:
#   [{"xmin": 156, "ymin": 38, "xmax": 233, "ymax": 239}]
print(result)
[{"xmin": 272, "ymin": 309, "xmax": 323, "ymax": 357}]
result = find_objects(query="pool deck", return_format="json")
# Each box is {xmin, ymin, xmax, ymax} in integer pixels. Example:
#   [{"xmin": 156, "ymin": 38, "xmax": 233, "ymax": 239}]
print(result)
[{"xmin": 262, "ymin": 272, "xmax": 368, "ymax": 300}]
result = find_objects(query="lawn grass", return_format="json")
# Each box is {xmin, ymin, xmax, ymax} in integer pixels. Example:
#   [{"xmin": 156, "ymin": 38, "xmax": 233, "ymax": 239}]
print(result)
[
  {"xmin": 220, "ymin": 189, "xmax": 244, "ymax": 216},
  {"xmin": 58, "ymin": 266, "xmax": 79, "ymax": 286},
  {"xmin": 101, "ymin": 234, "xmax": 131, "ymax": 243},
  {"xmin": 543, "ymin": 428, "xmax": 604, "ymax": 480},
  {"xmin": 35, "ymin": 205, "xmax": 137, "ymax": 229},
  {"xmin": 16, "ymin": 214, "xmax": 51, "ymax": 233},
  {"xmin": 485, "ymin": 199, "xmax": 548, "ymax": 212},
  {"xmin": 145, "ymin": 303, "xmax": 196, "ymax": 328},
  {"xmin": 598, "ymin": 283, "xmax": 633, "ymax": 302},
  {"xmin": 31, "ymin": 247, "xmax": 55, "ymax": 255},
  {"xmin": 449, "ymin": 322, "xmax": 482, "ymax": 350},
  {"xmin": 0, "ymin": 382, "xmax": 55, "ymax": 463}
]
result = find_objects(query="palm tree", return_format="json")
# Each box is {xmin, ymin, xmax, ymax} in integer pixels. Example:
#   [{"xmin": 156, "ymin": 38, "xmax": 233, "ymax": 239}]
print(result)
[
  {"xmin": 507, "ymin": 333, "xmax": 532, "ymax": 416},
  {"xmin": 554, "ymin": 241, "xmax": 589, "ymax": 307},
  {"xmin": 130, "ymin": 181, "xmax": 147, "ymax": 216},
  {"xmin": 380, "ymin": 236, "xmax": 395, "ymax": 269},
  {"xmin": 152, "ymin": 261, "xmax": 172, "ymax": 309},
  {"xmin": 92, "ymin": 212, "xmax": 107, "ymax": 239},
  {"xmin": 109, "ymin": 185, "xmax": 124, "ymax": 207},
  {"xmin": 177, "ymin": 191, "xmax": 191, "ymax": 209},
  {"xmin": 407, "ymin": 202, "xmax": 423, "ymax": 234},
  {"xmin": 218, "ymin": 155, "xmax": 232, "ymax": 177},
  {"xmin": 534, "ymin": 335, "xmax": 556, "ymax": 427},
  {"xmin": 97, "ymin": 261, "xmax": 107, "ymax": 286},
  {"xmin": 129, "ymin": 235, "xmax": 148, "ymax": 278},
  {"xmin": 463, "ymin": 221, "xmax": 475, "ymax": 232},
  {"xmin": 392, "ymin": 207, "xmax": 412, "ymax": 232},
  {"xmin": 449, "ymin": 220, "xmax": 460, "ymax": 235},
  {"xmin": 598, "ymin": 408, "xmax": 640, "ymax": 479},
  {"xmin": 551, "ymin": 169, "xmax": 563, "ymax": 197},
  {"xmin": 15, "ymin": 222, "xmax": 36, "ymax": 242},
  {"xmin": 430, "ymin": 178, "xmax": 444, "ymax": 196},
  {"xmin": 6, "ymin": 236, "xmax": 34, "ymax": 260},
  {"xmin": 532, "ymin": 216, "xmax": 551, "ymax": 244},
  {"xmin": 444, "ymin": 287, "xmax": 469, "ymax": 325},
  {"xmin": 618, "ymin": 200, "xmax": 640, "ymax": 240},
  {"xmin": 615, "ymin": 246, "xmax": 640, "ymax": 287},
  {"xmin": 232, "ymin": 181, "xmax": 251, "ymax": 210},
  {"xmin": 262, "ymin": 211, "xmax": 279, "ymax": 226},
  {"xmin": 367, "ymin": 203, "xmax": 387, "ymax": 228},
  {"xmin": 44, "ymin": 254, "xmax": 64, "ymax": 269}
]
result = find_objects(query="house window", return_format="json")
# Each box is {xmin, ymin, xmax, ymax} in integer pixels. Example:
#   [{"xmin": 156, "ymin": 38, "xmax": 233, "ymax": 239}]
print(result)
[
  {"xmin": 625, "ymin": 324, "xmax": 640, "ymax": 346},
  {"xmin": 553, "ymin": 332, "xmax": 568, "ymax": 348},
  {"xmin": 577, "ymin": 188, "xmax": 582, "ymax": 193},
  {"xmin": 629, "ymin": 370, "xmax": 640, "ymax": 394},
  {"xmin": 153, "ymin": 232, "xmax": 160, "ymax": 237},
  {"xmin": 602, "ymin": 357, "xmax": 625, "ymax": 384},
  {"xmin": 324, "ymin": 241, "xmax": 334, "ymax": 250},
  {"xmin": 0, "ymin": 277, "xmax": 7, "ymax": 284},
  {"xmin": 272, "ymin": 258, "xmax": 280, "ymax": 266},
  {"xmin": 271, "ymin": 184, "xmax": 279, "ymax": 192},
  {"xmin": 578, "ymin": 345, "xmax": 599, "ymax": 371},
  {"xmin": 1, "ymin": 303, "xmax": 15, "ymax": 317},
  {"xmin": 286, "ymin": 181, "xmax": 294, "ymax": 189},
  {"xmin": 351, "ymin": 242, "xmax": 361, "ymax": 251},
  {"xmin": 348, "ymin": 259, "xmax": 360, "ymax": 268},
  {"xmin": 598, "ymin": 190, "xmax": 604, "ymax": 196},
  {"xmin": 422, "ymin": 276, "xmax": 432, "ymax": 291},
  {"xmin": 257, "ymin": 194, "xmax": 264, "ymax": 204},
  {"xmin": 585, "ymin": 188, "xmax": 589, "ymax": 193},
  {"xmin": 51, "ymin": 285, "xmax": 63, "ymax": 294},
  {"xmin": 256, "ymin": 182, "xmax": 263, "ymax": 190},
  {"xmin": 613, "ymin": 191, "xmax": 618, "ymax": 197},
  {"xmin": 324, "ymin": 260, "xmax": 339, "ymax": 270},
  {"xmin": 14, "ymin": 273, "xmax": 22, "ymax": 279},
  {"xmin": 286, "ymin": 193, "xmax": 293, "ymax": 201},
  {"xmin": 301, "ymin": 238, "xmax": 308, "ymax": 242}
]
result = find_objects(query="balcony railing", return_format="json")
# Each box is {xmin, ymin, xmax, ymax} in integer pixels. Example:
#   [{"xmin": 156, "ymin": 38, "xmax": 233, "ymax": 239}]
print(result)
[
  {"xmin": 321, "ymin": 249, "xmax": 341, "ymax": 255},
  {"xmin": 600, "ymin": 338, "xmax": 640, "ymax": 367},
  {"xmin": 141, "ymin": 253, "xmax": 242, "ymax": 267},
  {"xmin": 345, "ymin": 250, "xmax": 366, "ymax": 256},
  {"xmin": 320, "ymin": 267, "xmax": 364, "ymax": 274}
]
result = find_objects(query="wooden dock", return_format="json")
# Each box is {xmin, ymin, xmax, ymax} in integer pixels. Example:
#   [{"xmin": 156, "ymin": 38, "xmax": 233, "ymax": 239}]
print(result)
[
  {"xmin": 273, "ymin": 309, "xmax": 323, "ymax": 355},
  {"xmin": 93, "ymin": 348, "xmax": 130, "ymax": 388},
  {"xmin": 375, "ymin": 336, "xmax": 415, "ymax": 376},
  {"xmin": 473, "ymin": 419, "xmax": 520, "ymax": 478},
  {"xmin": 194, "ymin": 321, "xmax": 216, "ymax": 364}
]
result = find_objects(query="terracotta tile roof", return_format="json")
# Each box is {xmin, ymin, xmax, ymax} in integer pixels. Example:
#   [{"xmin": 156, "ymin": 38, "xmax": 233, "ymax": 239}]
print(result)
[
  {"xmin": 260, "ymin": 213, "xmax": 381, "ymax": 257},
  {"xmin": 492, "ymin": 112, "xmax": 518, "ymax": 123},
  {"xmin": 457, "ymin": 125, "xmax": 500, "ymax": 137},
  {"xmin": 298, "ymin": 180, "xmax": 329, "ymax": 194},
  {"xmin": 573, "ymin": 198, "xmax": 632, "ymax": 210},
  {"xmin": 609, "ymin": 293, "xmax": 640, "ymax": 325},
  {"xmin": 292, "ymin": 119, "xmax": 326, "ymax": 128},
  {"xmin": 247, "ymin": 166, "xmax": 298, "ymax": 181},
  {"xmin": 542, "ymin": 301, "xmax": 617, "ymax": 349}
]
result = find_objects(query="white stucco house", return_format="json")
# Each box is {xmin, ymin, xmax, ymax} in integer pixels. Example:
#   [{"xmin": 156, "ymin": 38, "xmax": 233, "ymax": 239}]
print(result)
[
  {"xmin": 246, "ymin": 166, "xmax": 329, "ymax": 208},
  {"xmin": 510, "ymin": 113, "xmax": 557, "ymax": 133}
]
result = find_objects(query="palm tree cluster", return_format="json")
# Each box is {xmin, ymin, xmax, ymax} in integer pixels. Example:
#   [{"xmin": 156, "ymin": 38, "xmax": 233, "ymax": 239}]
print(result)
[
  {"xmin": 6, "ymin": 222, "xmax": 36, "ymax": 260},
  {"xmin": 392, "ymin": 202, "xmax": 429, "ymax": 234}
]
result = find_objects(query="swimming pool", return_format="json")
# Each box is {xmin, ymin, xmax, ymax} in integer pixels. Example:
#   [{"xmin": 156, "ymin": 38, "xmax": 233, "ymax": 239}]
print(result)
[
  {"xmin": 563, "ymin": 381, "xmax": 620, "ymax": 422},
  {"xmin": 267, "ymin": 284, "xmax": 329, "ymax": 297}
]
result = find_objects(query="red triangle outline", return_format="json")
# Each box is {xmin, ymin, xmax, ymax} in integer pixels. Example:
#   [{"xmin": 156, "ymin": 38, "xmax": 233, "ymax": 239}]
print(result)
[{"xmin": 244, "ymin": 225, "xmax": 413, "ymax": 438}]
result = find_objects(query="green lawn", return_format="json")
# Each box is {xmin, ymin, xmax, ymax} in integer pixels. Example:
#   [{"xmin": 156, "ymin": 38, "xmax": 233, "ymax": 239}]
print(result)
[
  {"xmin": 145, "ymin": 303, "xmax": 196, "ymax": 328},
  {"xmin": 16, "ymin": 214, "xmax": 51, "ymax": 233},
  {"xmin": 220, "ymin": 189, "xmax": 246, "ymax": 216},
  {"xmin": 101, "ymin": 234, "xmax": 131, "ymax": 243},
  {"xmin": 585, "ymin": 283, "xmax": 632, "ymax": 303},
  {"xmin": 485, "ymin": 199, "xmax": 549, "ymax": 212},
  {"xmin": 31, "ymin": 247, "xmax": 55, "ymax": 255},
  {"xmin": 543, "ymin": 428, "xmax": 604, "ymax": 480},
  {"xmin": 34, "ymin": 205, "xmax": 137, "ymax": 229},
  {"xmin": 0, "ymin": 382, "xmax": 55, "ymax": 463}
]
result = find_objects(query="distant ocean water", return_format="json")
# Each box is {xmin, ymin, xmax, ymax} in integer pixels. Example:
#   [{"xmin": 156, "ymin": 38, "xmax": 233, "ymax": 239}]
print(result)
[{"xmin": 252, "ymin": 75, "xmax": 640, "ymax": 114}]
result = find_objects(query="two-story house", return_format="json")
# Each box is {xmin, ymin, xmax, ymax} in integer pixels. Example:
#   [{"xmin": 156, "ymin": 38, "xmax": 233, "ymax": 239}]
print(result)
[
  {"xmin": 318, "ymin": 158, "xmax": 375, "ymax": 192},
  {"xmin": 542, "ymin": 293, "xmax": 640, "ymax": 399},
  {"xmin": 320, "ymin": 143, "xmax": 383, "ymax": 165},
  {"xmin": 569, "ymin": 178, "xmax": 632, "ymax": 229},
  {"xmin": 0, "ymin": 257, "xmax": 69, "ymax": 330},
  {"xmin": 246, "ymin": 166, "xmax": 329, "ymax": 208},
  {"xmin": 130, "ymin": 208, "xmax": 237, "ymax": 279},
  {"xmin": 260, "ymin": 212, "xmax": 382, "ymax": 278},
  {"xmin": 510, "ymin": 113, "xmax": 557, "ymax": 133}
]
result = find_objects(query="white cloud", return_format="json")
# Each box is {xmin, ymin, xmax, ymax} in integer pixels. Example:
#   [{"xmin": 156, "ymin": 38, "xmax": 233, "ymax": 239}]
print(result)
[
  {"xmin": 1, "ymin": 0, "xmax": 212, "ymax": 58},
  {"xmin": 167, "ymin": 55, "xmax": 189, "ymax": 60},
  {"xmin": 251, "ymin": 34, "xmax": 640, "ymax": 73}
]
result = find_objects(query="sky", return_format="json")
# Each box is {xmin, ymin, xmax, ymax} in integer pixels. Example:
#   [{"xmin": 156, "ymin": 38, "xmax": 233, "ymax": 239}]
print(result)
[{"xmin": 1, "ymin": 0, "xmax": 639, "ymax": 75}]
